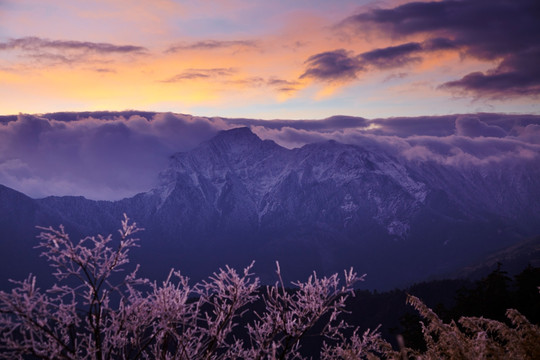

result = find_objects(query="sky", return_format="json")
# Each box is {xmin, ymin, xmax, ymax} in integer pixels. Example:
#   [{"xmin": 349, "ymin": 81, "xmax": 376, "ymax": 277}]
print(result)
[{"xmin": 1, "ymin": 0, "xmax": 539, "ymax": 119}]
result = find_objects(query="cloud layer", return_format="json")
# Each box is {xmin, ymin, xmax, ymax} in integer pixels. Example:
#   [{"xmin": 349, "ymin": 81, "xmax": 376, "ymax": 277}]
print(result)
[
  {"xmin": 1, "ymin": 112, "xmax": 538, "ymax": 200},
  {"xmin": 0, "ymin": 113, "xmax": 227, "ymax": 200}
]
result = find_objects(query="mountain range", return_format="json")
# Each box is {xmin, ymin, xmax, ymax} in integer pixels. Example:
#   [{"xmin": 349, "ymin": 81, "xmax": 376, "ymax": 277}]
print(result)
[{"xmin": 1, "ymin": 127, "xmax": 539, "ymax": 290}]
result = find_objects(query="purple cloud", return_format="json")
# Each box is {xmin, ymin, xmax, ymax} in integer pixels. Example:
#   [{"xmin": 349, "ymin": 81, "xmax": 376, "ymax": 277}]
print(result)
[
  {"xmin": 514, "ymin": 124, "xmax": 540, "ymax": 144},
  {"xmin": 343, "ymin": 0, "xmax": 540, "ymax": 97},
  {"xmin": 347, "ymin": 0, "xmax": 538, "ymax": 58},
  {"xmin": 370, "ymin": 115, "xmax": 458, "ymax": 137},
  {"xmin": 422, "ymin": 37, "xmax": 457, "ymax": 51},
  {"xmin": 166, "ymin": 40, "xmax": 257, "ymax": 53},
  {"xmin": 267, "ymin": 78, "xmax": 298, "ymax": 86},
  {"xmin": 249, "ymin": 117, "xmax": 540, "ymax": 170},
  {"xmin": 161, "ymin": 68, "xmax": 235, "ymax": 83},
  {"xmin": 229, "ymin": 115, "xmax": 369, "ymax": 132},
  {"xmin": 93, "ymin": 68, "xmax": 117, "ymax": 73},
  {"xmin": 0, "ymin": 37, "xmax": 147, "ymax": 66},
  {"xmin": 359, "ymin": 42, "xmax": 423, "ymax": 69},
  {"xmin": 0, "ymin": 37, "xmax": 147, "ymax": 54},
  {"xmin": 0, "ymin": 113, "xmax": 227, "ymax": 200},
  {"xmin": 300, "ymin": 49, "xmax": 363, "ymax": 81},
  {"xmin": 161, "ymin": 71, "xmax": 300, "ymax": 91},
  {"xmin": 302, "ymin": 38, "xmax": 458, "ymax": 81},
  {"xmin": 441, "ymin": 48, "xmax": 540, "ymax": 97},
  {"xmin": 265, "ymin": 77, "xmax": 300, "ymax": 92},
  {"xmin": 455, "ymin": 116, "xmax": 507, "ymax": 138}
]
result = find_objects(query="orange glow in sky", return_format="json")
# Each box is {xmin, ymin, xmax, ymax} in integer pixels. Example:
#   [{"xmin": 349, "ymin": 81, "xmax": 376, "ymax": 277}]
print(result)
[{"xmin": 1, "ymin": 0, "xmax": 539, "ymax": 119}]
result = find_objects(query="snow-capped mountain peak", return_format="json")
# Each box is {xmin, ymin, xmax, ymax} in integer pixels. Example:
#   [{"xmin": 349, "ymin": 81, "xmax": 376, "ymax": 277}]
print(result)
[{"xmin": 4, "ymin": 127, "xmax": 538, "ymax": 290}]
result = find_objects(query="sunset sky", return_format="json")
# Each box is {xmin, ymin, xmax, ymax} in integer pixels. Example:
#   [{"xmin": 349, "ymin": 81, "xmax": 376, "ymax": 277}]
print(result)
[{"xmin": 1, "ymin": 0, "xmax": 539, "ymax": 119}]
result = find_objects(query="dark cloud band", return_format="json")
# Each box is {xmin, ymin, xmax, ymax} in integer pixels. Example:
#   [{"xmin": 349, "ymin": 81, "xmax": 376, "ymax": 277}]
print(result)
[
  {"xmin": 300, "ymin": 39, "xmax": 456, "ymax": 81},
  {"xmin": 441, "ymin": 48, "xmax": 540, "ymax": 97},
  {"xmin": 0, "ymin": 36, "xmax": 147, "ymax": 54},
  {"xmin": 359, "ymin": 42, "xmax": 423, "ymax": 69},
  {"xmin": 300, "ymin": 49, "xmax": 363, "ymax": 81}
]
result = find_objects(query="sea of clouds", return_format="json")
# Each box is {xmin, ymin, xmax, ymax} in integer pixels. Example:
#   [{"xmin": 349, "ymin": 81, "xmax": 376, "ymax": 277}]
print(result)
[{"xmin": 1, "ymin": 111, "xmax": 539, "ymax": 200}]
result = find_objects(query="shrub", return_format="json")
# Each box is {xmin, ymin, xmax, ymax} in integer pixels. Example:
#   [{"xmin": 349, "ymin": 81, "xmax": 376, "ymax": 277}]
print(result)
[
  {"xmin": 0, "ymin": 216, "xmax": 386, "ymax": 359},
  {"xmin": 402, "ymin": 295, "xmax": 540, "ymax": 359}
]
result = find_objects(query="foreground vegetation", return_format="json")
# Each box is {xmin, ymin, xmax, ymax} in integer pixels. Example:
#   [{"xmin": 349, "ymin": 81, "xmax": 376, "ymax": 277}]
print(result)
[{"xmin": 0, "ymin": 216, "xmax": 538, "ymax": 359}]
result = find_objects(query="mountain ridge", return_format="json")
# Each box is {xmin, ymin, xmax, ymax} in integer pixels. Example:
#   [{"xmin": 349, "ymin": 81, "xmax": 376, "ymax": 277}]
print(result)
[{"xmin": 1, "ymin": 127, "xmax": 539, "ymax": 289}]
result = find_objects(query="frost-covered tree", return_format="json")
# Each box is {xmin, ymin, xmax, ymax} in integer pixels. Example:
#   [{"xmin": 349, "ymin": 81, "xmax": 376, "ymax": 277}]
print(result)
[
  {"xmin": 0, "ymin": 215, "xmax": 386, "ymax": 359},
  {"xmin": 400, "ymin": 295, "xmax": 540, "ymax": 360}
]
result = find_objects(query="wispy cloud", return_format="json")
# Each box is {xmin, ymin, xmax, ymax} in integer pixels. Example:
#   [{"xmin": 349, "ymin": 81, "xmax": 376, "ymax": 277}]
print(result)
[
  {"xmin": 224, "ymin": 76, "xmax": 265, "ymax": 87},
  {"xmin": 160, "ymin": 68, "xmax": 236, "ymax": 83},
  {"xmin": 267, "ymin": 77, "xmax": 301, "ymax": 92},
  {"xmin": 92, "ymin": 68, "xmax": 117, "ymax": 73},
  {"xmin": 0, "ymin": 36, "xmax": 146, "ymax": 54},
  {"xmin": 161, "ymin": 70, "xmax": 301, "ymax": 93},
  {"xmin": 165, "ymin": 40, "xmax": 257, "ymax": 53},
  {"xmin": 0, "ymin": 36, "xmax": 147, "ymax": 66}
]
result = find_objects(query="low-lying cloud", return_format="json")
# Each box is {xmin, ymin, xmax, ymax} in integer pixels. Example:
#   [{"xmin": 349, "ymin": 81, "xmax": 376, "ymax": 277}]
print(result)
[
  {"xmin": 455, "ymin": 116, "xmax": 507, "ymax": 138},
  {"xmin": 0, "ymin": 112, "xmax": 538, "ymax": 200},
  {"xmin": 0, "ymin": 113, "xmax": 227, "ymax": 199}
]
